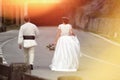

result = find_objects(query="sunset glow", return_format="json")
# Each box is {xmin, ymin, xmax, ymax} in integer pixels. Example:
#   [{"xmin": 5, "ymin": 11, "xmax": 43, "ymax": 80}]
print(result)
[
  {"xmin": 9, "ymin": 0, "xmax": 63, "ymax": 5},
  {"xmin": 2, "ymin": 0, "xmax": 64, "ymax": 18},
  {"xmin": 28, "ymin": 0, "xmax": 63, "ymax": 17},
  {"xmin": 29, "ymin": 0, "xmax": 62, "ymax": 4},
  {"xmin": 1, "ymin": 1, "xmax": 120, "ymax": 80}
]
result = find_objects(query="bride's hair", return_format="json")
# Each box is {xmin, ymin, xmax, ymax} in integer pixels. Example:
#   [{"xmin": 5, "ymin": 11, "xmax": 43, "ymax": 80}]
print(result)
[{"xmin": 62, "ymin": 17, "xmax": 69, "ymax": 24}]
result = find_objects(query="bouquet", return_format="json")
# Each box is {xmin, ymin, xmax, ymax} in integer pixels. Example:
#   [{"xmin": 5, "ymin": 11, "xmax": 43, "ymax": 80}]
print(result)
[{"xmin": 46, "ymin": 44, "xmax": 55, "ymax": 51}]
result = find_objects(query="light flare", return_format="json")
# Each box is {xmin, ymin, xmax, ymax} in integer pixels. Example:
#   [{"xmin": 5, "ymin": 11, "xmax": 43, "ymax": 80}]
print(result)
[
  {"xmin": 28, "ymin": 0, "xmax": 64, "ymax": 17},
  {"xmin": 29, "ymin": 0, "xmax": 62, "ymax": 4},
  {"xmin": 2, "ymin": 0, "xmax": 64, "ymax": 18}
]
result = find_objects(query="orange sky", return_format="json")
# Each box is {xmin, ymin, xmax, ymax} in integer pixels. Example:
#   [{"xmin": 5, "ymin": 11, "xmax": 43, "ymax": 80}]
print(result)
[{"xmin": 1, "ymin": 0, "xmax": 65, "ymax": 18}]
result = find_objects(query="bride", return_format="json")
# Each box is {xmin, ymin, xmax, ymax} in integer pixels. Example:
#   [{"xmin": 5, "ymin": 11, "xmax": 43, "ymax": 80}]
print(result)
[{"xmin": 50, "ymin": 17, "xmax": 82, "ymax": 71}]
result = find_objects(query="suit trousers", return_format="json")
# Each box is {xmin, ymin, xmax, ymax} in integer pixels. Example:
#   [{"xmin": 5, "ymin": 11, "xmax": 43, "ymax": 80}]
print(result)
[{"xmin": 23, "ymin": 47, "xmax": 35, "ymax": 65}]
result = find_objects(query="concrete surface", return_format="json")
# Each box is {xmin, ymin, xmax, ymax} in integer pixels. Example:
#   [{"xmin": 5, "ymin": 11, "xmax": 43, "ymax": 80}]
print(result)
[{"xmin": 1, "ymin": 27, "xmax": 120, "ymax": 80}]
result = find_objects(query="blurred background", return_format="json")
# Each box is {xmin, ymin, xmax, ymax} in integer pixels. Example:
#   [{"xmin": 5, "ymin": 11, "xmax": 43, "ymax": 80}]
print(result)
[{"xmin": 0, "ymin": 0, "xmax": 120, "ymax": 43}]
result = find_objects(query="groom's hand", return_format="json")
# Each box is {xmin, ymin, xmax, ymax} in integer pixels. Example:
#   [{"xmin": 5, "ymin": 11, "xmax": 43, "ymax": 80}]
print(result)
[{"xmin": 19, "ymin": 45, "xmax": 22, "ymax": 49}]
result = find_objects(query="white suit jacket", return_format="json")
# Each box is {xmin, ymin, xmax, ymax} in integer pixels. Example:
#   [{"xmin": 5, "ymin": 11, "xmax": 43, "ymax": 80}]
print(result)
[{"xmin": 18, "ymin": 22, "xmax": 39, "ymax": 48}]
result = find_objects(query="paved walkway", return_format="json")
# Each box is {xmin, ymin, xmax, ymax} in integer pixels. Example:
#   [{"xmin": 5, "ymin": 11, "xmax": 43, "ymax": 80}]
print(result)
[
  {"xmin": 0, "ymin": 30, "xmax": 18, "ymax": 64},
  {"xmin": 1, "ymin": 27, "xmax": 120, "ymax": 80}
]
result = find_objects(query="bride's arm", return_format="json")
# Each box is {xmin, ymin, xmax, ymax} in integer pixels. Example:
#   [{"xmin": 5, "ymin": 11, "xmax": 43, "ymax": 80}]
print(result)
[
  {"xmin": 69, "ymin": 28, "xmax": 75, "ymax": 36},
  {"xmin": 54, "ymin": 29, "xmax": 61, "ymax": 45}
]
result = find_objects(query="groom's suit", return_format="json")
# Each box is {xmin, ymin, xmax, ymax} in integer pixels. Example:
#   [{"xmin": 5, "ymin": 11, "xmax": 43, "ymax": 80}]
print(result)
[{"xmin": 18, "ymin": 22, "xmax": 39, "ymax": 68}]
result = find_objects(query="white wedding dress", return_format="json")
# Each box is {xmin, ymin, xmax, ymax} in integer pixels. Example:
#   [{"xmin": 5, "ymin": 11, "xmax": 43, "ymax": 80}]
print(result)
[{"xmin": 50, "ymin": 24, "xmax": 82, "ymax": 71}]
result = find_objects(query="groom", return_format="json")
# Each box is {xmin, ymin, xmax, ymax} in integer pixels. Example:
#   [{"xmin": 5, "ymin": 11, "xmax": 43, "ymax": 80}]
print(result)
[{"xmin": 18, "ymin": 16, "xmax": 39, "ymax": 70}]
